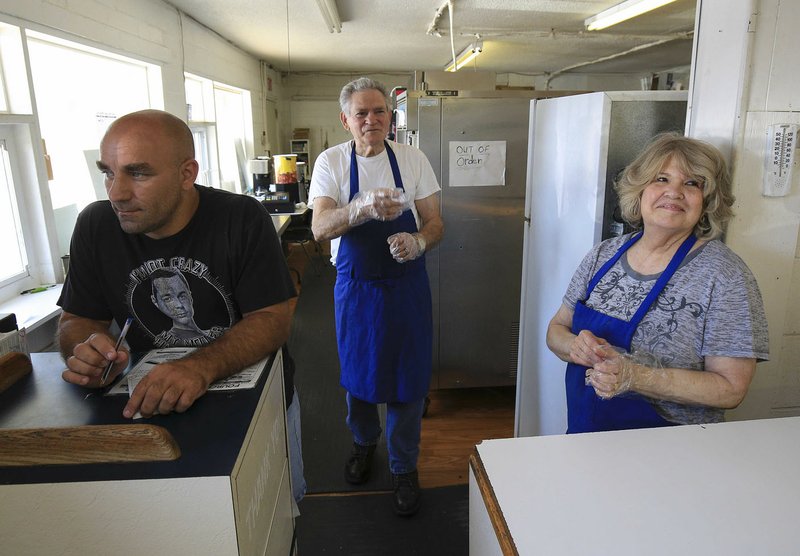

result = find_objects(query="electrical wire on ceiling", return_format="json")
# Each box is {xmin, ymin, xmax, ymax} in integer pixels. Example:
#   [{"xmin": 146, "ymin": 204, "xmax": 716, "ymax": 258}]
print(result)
[
  {"xmin": 285, "ymin": 0, "xmax": 292, "ymax": 73},
  {"xmin": 426, "ymin": 0, "xmax": 452, "ymax": 37},
  {"xmin": 176, "ymin": 10, "xmax": 186, "ymax": 82},
  {"xmin": 428, "ymin": 0, "xmax": 481, "ymax": 72},
  {"xmin": 447, "ymin": 1, "xmax": 456, "ymax": 70}
]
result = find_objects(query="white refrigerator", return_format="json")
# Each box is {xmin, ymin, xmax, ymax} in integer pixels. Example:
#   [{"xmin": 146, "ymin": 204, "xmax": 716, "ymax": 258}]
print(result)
[{"xmin": 515, "ymin": 91, "xmax": 688, "ymax": 437}]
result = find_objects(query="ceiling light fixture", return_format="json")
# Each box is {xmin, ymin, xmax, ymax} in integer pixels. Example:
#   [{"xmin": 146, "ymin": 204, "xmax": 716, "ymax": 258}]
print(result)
[
  {"xmin": 445, "ymin": 40, "xmax": 483, "ymax": 72},
  {"xmin": 315, "ymin": 0, "xmax": 342, "ymax": 33},
  {"xmin": 585, "ymin": 0, "xmax": 679, "ymax": 31}
]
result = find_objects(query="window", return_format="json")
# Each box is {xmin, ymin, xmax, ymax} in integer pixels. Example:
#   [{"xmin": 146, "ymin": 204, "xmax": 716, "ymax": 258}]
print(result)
[
  {"xmin": 0, "ymin": 25, "xmax": 170, "ymax": 303},
  {"xmin": 185, "ymin": 74, "xmax": 215, "ymax": 123},
  {"xmin": 0, "ymin": 134, "xmax": 29, "ymax": 286},
  {"xmin": 192, "ymin": 126, "xmax": 218, "ymax": 187},
  {"xmin": 214, "ymin": 86, "xmax": 251, "ymax": 194},
  {"xmin": 26, "ymin": 32, "xmax": 162, "ymax": 257},
  {"xmin": 185, "ymin": 73, "xmax": 253, "ymax": 194},
  {"xmin": 0, "ymin": 22, "xmax": 24, "ymax": 114}
]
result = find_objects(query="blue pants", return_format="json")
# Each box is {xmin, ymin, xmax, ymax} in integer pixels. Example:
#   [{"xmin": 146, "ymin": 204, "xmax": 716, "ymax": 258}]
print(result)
[{"xmin": 346, "ymin": 392, "xmax": 426, "ymax": 475}]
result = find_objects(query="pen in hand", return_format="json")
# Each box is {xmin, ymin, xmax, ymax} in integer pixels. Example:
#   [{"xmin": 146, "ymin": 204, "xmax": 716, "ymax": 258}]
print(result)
[{"xmin": 100, "ymin": 317, "xmax": 133, "ymax": 386}]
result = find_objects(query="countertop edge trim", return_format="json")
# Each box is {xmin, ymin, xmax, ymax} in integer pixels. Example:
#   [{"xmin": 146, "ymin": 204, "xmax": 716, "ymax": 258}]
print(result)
[{"xmin": 469, "ymin": 447, "xmax": 519, "ymax": 556}]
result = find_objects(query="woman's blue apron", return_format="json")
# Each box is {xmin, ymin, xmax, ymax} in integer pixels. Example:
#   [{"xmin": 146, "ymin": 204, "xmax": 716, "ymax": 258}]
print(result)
[
  {"xmin": 334, "ymin": 141, "xmax": 433, "ymax": 404},
  {"xmin": 565, "ymin": 232, "xmax": 697, "ymax": 433}
]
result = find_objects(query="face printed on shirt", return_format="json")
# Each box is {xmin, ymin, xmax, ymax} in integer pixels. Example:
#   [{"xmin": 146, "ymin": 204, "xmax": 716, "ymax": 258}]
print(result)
[
  {"xmin": 150, "ymin": 270, "xmax": 199, "ymax": 328},
  {"xmin": 129, "ymin": 259, "xmax": 233, "ymax": 348}
]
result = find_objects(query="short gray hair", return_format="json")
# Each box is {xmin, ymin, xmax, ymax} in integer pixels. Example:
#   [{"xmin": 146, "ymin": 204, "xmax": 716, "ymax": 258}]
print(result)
[{"xmin": 339, "ymin": 77, "xmax": 389, "ymax": 114}]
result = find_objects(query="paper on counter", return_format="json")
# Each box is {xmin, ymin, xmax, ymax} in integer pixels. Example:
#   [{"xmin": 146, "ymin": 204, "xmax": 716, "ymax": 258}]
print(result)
[{"xmin": 107, "ymin": 347, "xmax": 267, "ymax": 396}]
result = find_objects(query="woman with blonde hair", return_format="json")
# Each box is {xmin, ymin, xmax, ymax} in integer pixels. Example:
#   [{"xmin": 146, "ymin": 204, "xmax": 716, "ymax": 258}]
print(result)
[{"xmin": 547, "ymin": 133, "xmax": 769, "ymax": 433}]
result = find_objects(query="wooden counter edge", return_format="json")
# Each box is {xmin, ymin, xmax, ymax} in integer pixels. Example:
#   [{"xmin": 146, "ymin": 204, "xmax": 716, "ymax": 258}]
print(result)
[
  {"xmin": 0, "ymin": 352, "xmax": 33, "ymax": 395},
  {"xmin": 0, "ymin": 424, "xmax": 181, "ymax": 466},
  {"xmin": 469, "ymin": 446, "xmax": 519, "ymax": 556}
]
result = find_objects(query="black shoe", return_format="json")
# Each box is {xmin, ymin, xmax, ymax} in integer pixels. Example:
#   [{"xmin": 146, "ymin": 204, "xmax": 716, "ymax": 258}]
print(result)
[
  {"xmin": 392, "ymin": 470, "xmax": 421, "ymax": 516},
  {"xmin": 344, "ymin": 443, "xmax": 376, "ymax": 485}
]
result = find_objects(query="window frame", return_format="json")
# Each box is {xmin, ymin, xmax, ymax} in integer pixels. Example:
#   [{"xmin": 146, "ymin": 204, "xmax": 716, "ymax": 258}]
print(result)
[
  {"xmin": 0, "ymin": 133, "xmax": 30, "ymax": 287},
  {"xmin": 185, "ymin": 73, "xmax": 254, "ymax": 194},
  {"xmin": 0, "ymin": 63, "xmax": 8, "ymax": 113},
  {"xmin": 0, "ymin": 122, "xmax": 52, "ymax": 303}
]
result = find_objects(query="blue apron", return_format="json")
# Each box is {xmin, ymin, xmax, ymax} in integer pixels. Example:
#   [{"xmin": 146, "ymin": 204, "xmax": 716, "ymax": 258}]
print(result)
[
  {"xmin": 565, "ymin": 232, "xmax": 697, "ymax": 433},
  {"xmin": 334, "ymin": 141, "xmax": 433, "ymax": 404}
]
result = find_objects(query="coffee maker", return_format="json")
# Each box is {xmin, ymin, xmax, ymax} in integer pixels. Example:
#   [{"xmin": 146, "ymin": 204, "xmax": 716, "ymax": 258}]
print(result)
[{"xmin": 248, "ymin": 157, "xmax": 271, "ymax": 196}]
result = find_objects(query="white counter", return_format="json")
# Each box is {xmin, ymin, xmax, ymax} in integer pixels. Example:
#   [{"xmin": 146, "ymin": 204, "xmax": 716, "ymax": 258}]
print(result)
[
  {"xmin": 0, "ymin": 285, "xmax": 62, "ymax": 332},
  {"xmin": 1, "ymin": 351, "xmax": 294, "ymax": 555},
  {"xmin": 0, "ymin": 285, "xmax": 62, "ymax": 352},
  {"xmin": 470, "ymin": 417, "xmax": 800, "ymax": 555}
]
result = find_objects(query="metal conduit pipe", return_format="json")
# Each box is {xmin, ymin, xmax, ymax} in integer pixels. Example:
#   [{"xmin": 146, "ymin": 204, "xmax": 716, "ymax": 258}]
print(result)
[{"xmin": 545, "ymin": 32, "xmax": 693, "ymax": 90}]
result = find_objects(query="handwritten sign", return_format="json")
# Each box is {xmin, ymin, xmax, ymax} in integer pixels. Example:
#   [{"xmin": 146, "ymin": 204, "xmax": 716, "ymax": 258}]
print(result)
[{"xmin": 449, "ymin": 141, "xmax": 506, "ymax": 187}]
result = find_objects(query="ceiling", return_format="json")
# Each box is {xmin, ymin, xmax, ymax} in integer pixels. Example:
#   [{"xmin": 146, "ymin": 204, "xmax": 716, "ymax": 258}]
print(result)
[{"xmin": 166, "ymin": 0, "xmax": 697, "ymax": 77}]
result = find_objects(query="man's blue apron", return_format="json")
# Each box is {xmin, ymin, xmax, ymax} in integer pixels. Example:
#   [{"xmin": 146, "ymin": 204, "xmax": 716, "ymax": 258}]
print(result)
[
  {"xmin": 334, "ymin": 141, "xmax": 432, "ymax": 404},
  {"xmin": 565, "ymin": 232, "xmax": 697, "ymax": 433}
]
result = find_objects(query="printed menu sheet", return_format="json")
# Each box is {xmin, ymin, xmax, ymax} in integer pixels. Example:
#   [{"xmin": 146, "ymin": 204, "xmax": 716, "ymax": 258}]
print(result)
[{"xmin": 107, "ymin": 347, "xmax": 267, "ymax": 395}]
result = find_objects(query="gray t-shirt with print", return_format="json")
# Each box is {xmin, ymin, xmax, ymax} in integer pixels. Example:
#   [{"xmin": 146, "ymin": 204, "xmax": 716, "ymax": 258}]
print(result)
[{"xmin": 564, "ymin": 234, "xmax": 769, "ymax": 425}]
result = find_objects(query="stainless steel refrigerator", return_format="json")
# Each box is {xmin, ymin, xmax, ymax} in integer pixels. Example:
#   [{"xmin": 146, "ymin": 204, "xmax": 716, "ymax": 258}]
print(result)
[
  {"xmin": 409, "ymin": 91, "xmax": 539, "ymax": 389},
  {"xmin": 515, "ymin": 91, "xmax": 688, "ymax": 436}
]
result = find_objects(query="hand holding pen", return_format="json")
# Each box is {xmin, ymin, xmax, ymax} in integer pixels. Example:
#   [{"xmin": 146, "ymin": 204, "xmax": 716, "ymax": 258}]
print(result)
[
  {"xmin": 60, "ymin": 315, "xmax": 134, "ymax": 388},
  {"xmin": 100, "ymin": 317, "xmax": 133, "ymax": 385}
]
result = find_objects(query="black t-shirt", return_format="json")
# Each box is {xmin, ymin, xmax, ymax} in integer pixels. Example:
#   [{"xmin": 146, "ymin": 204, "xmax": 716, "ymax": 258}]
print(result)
[{"xmin": 59, "ymin": 185, "xmax": 297, "ymax": 402}]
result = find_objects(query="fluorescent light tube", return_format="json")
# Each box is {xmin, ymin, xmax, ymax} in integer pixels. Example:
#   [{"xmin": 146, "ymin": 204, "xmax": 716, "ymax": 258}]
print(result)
[
  {"xmin": 315, "ymin": 0, "xmax": 342, "ymax": 33},
  {"xmin": 585, "ymin": 0, "xmax": 679, "ymax": 31},
  {"xmin": 445, "ymin": 41, "xmax": 483, "ymax": 72}
]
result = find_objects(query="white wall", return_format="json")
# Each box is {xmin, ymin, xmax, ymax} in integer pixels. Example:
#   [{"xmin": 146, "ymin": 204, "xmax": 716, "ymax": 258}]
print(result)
[
  {"xmin": 423, "ymin": 70, "xmax": 497, "ymax": 91},
  {"xmin": 261, "ymin": 65, "xmax": 284, "ymax": 157},
  {"xmin": 689, "ymin": 0, "xmax": 800, "ymax": 419}
]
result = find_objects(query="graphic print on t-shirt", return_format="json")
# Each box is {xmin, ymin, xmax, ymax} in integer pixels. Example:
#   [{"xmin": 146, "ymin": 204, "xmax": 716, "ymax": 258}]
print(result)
[{"xmin": 125, "ymin": 257, "xmax": 235, "ymax": 347}]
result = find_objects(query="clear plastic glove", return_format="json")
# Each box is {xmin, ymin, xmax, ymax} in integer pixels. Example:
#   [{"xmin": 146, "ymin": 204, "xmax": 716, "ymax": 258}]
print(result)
[
  {"xmin": 347, "ymin": 188, "xmax": 409, "ymax": 227},
  {"xmin": 388, "ymin": 232, "xmax": 426, "ymax": 263},
  {"xmin": 585, "ymin": 346, "xmax": 661, "ymax": 400},
  {"xmin": 570, "ymin": 330, "xmax": 611, "ymax": 368}
]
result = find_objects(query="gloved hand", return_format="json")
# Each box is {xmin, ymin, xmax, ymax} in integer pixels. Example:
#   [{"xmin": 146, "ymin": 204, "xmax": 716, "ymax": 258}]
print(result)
[
  {"xmin": 585, "ymin": 347, "xmax": 660, "ymax": 399},
  {"xmin": 347, "ymin": 188, "xmax": 408, "ymax": 227},
  {"xmin": 388, "ymin": 232, "xmax": 426, "ymax": 263}
]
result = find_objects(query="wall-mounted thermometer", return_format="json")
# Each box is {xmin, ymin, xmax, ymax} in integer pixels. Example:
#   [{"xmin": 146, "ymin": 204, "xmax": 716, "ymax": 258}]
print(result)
[{"xmin": 763, "ymin": 123, "xmax": 798, "ymax": 197}]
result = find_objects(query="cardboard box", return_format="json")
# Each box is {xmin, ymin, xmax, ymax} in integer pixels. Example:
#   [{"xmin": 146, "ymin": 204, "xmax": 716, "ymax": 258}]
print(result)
[{"xmin": 292, "ymin": 128, "xmax": 310, "ymax": 140}]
